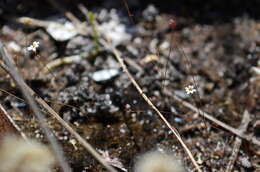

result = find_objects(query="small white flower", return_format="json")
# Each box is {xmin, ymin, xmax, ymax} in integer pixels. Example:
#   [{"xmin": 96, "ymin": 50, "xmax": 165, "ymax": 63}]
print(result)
[
  {"xmin": 27, "ymin": 41, "xmax": 40, "ymax": 52},
  {"xmin": 185, "ymin": 85, "xmax": 196, "ymax": 95}
]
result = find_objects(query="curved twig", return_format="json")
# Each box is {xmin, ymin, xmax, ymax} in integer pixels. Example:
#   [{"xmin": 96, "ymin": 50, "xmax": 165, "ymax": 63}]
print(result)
[{"xmin": 102, "ymin": 38, "xmax": 202, "ymax": 172}]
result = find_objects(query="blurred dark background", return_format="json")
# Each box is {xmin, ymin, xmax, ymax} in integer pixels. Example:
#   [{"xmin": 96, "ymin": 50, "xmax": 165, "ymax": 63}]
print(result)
[{"xmin": 1, "ymin": 0, "xmax": 260, "ymax": 24}]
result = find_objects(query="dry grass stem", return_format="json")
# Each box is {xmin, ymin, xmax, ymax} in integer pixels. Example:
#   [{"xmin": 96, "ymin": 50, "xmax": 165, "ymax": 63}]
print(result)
[
  {"xmin": 0, "ymin": 41, "xmax": 71, "ymax": 172},
  {"xmin": 102, "ymin": 39, "xmax": 202, "ymax": 172},
  {"xmin": 226, "ymin": 111, "xmax": 250, "ymax": 172},
  {"xmin": 31, "ymin": 89, "xmax": 118, "ymax": 172},
  {"xmin": 163, "ymin": 89, "xmax": 260, "ymax": 146},
  {"xmin": 0, "ymin": 43, "xmax": 118, "ymax": 172},
  {"xmin": 0, "ymin": 103, "xmax": 27, "ymax": 140}
]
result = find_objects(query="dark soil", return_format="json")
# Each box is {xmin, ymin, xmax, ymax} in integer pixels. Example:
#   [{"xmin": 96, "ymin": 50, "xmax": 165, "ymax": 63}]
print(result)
[{"xmin": 0, "ymin": 0, "xmax": 259, "ymax": 171}]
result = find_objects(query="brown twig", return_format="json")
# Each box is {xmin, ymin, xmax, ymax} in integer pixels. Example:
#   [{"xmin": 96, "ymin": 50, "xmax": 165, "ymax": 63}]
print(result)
[
  {"xmin": 0, "ymin": 44, "xmax": 118, "ymax": 172},
  {"xmin": 163, "ymin": 89, "xmax": 260, "ymax": 146},
  {"xmin": 0, "ymin": 72, "xmax": 118, "ymax": 171},
  {"xmin": 101, "ymin": 39, "xmax": 202, "ymax": 172},
  {"xmin": 30, "ymin": 88, "xmax": 118, "ymax": 172},
  {"xmin": 0, "ymin": 41, "xmax": 71, "ymax": 172},
  {"xmin": 180, "ymin": 121, "xmax": 207, "ymax": 133},
  {"xmin": 0, "ymin": 103, "xmax": 23, "ymax": 140},
  {"xmin": 226, "ymin": 111, "xmax": 251, "ymax": 172}
]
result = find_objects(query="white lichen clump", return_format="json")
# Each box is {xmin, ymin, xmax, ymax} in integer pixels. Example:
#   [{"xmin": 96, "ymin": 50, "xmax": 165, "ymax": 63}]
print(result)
[
  {"xmin": 185, "ymin": 85, "xmax": 196, "ymax": 95},
  {"xmin": 0, "ymin": 136, "xmax": 56, "ymax": 172},
  {"xmin": 27, "ymin": 41, "xmax": 40, "ymax": 52},
  {"xmin": 134, "ymin": 151, "xmax": 186, "ymax": 172}
]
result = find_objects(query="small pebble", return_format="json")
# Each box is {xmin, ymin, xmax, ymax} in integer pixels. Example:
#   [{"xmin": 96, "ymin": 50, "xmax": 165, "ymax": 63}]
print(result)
[{"xmin": 91, "ymin": 69, "xmax": 120, "ymax": 82}]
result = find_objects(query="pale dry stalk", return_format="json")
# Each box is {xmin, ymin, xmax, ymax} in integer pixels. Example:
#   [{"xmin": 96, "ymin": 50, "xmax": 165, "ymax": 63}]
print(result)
[
  {"xmin": 0, "ymin": 42, "xmax": 118, "ymax": 172},
  {"xmin": 102, "ymin": 39, "xmax": 202, "ymax": 172},
  {"xmin": 0, "ymin": 41, "xmax": 71, "ymax": 172}
]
